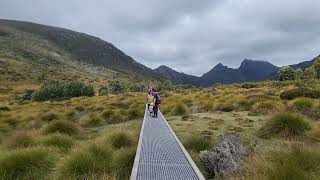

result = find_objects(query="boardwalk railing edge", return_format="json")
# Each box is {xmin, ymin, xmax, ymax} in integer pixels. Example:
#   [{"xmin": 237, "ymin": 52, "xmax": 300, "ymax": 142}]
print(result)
[
  {"xmin": 130, "ymin": 105, "xmax": 147, "ymax": 180},
  {"xmin": 159, "ymin": 111, "xmax": 206, "ymax": 180},
  {"xmin": 130, "ymin": 105, "xmax": 205, "ymax": 180}
]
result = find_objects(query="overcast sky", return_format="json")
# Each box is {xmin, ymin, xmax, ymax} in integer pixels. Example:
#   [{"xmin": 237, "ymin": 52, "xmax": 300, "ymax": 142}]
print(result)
[{"xmin": 1, "ymin": 0, "xmax": 320, "ymax": 76}]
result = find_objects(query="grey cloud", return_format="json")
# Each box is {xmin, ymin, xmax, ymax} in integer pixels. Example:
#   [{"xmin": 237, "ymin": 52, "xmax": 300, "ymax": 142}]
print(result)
[{"xmin": 0, "ymin": 0, "xmax": 320, "ymax": 76}]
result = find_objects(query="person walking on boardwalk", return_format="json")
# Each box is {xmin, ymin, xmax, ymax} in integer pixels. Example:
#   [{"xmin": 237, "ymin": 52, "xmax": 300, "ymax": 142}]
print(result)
[
  {"xmin": 153, "ymin": 90, "xmax": 161, "ymax": 118},
  {"xmin": 146, "ymin": 89, "xmax": 154, "ymax": 114}
]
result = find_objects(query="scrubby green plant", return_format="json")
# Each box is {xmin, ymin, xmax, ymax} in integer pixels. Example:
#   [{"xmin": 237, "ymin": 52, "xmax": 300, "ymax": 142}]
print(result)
[
  {"xmin": 183, "ymin": 136, "xmax": 211, "ymax": 152},
  {"xmin": 259, "ymin": 113, "xmax": 311, "ymax": 138},
  {"xmin": 0, "ymin": 147, "xmax": 56, "ymax": 180},
  {"xmin": 32, "ymin": 80, "xmax": 94, "ymax": 101},
  {"xmin": 279, "ymin": 66, "xmax": 296, "ymax": 81},
  {"xmin": 109, "ymin": 131, "xmax": 134, "ymax": 149},
  {"xmin": 280, "ymin": 88, "xmax": 320, "ymax": 100},
  {"xmin": 57, "ymin": 142, "xmax": 113, "ymax": 179},
  {"xmin": 38, "ymin": 134, "xmax": 74, "ymax": 151},
  {"xmin": 113, "ymin": 148, "xmax": 136, "ymax": 178},
  {"xmin": 292, "ymin": 98, "xmax": 314, "ymax": 111},
  {"xmin": 172, "ymin": 103, "xmax": 187, "ymax": 115},
  {"xmin": 79, "ymin": 113, "xmax": 103, "ymax": 127},
  {"xmin": 109, "ymin": 80, "xmax": 124, "ymax": 94},
  {"xmin": 44, "ymin": 120, "xmax": 79, "ymax": 136}
]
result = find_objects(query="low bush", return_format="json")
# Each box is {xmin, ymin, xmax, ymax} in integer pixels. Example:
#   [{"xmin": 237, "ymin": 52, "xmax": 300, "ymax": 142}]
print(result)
[
  {"xmin": 38, "ymin": 134, "xmax": 74, "ymax": 151},
  {"xmin": 183, "ymin": 136, "xmax": 211, "ymax": 152},
  {"xmin": 0, "ymin": 147, "xmax": 56, "ymax": 179},
  {"xmin": 200, "ymin": 134, "xmax": 247, "ymax": 178},
  {"xmin": 32, "ymin": 81, "xmax": 94, "ymax": 101},
  {"xmin": 280, "ymin": 88, "xmax": 320, "ymax": 100},
  {"xmin": 258, "ymin": 113, "xmax": 311, "ymax": 138},
  {"xmin": 44, "ymin": 120, "xmax": 79, "ymax": 136},
  {"xmin": 57, "ymin": 142, "xmax": 113, "ymax": 179},
  {"xmin": 109, "ymin": 130, "xmax": 134, "ymax": 149},
  {"xmin": 79, "ymin": 113, "xmax": 103, "ymax": 127},
  {"xmin": 172, "ymin": 103, "xmax": 187, "ymax": 115}
]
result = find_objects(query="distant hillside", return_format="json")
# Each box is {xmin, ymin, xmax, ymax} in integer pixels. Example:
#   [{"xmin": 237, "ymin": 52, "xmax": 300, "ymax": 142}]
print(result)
[
  {"xmin": 154, "ymin": 65, "xmax": 202, "ymax": 86},
  {"xmin": 0, "ymin": 19, "xmax": 162, "ymax": 80}
]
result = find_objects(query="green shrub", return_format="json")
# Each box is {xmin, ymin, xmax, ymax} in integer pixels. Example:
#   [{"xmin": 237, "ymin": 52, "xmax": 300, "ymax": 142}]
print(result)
[
  {"xmin": 259, "ymin": 113, "xmax": 311, "ymax": 138},
  {"xmin": 44, "ymin": 120, "xmax": 79, "ymax": 136},
  {"xmin": 109, "ymin": 81, "xmax": 124, "ymax": 94},
  {"xmin": 113, "ymin": 148, "xmax": 136, "ymax": 178},
  {"xmin": 183, "ymin": 136, "xmax": 211, "ymax": 152},
  {"xmin": 6, "ymin": 132, "xmax": 34, "ymax": 148},
  {"xmin": 280, "ymin": 88, "xmax": 320, "ymax": 100},
  {"xmin": 172, "ymin": 103, "xmax": 187, "ymax": 115},
  {"xmin": 38, "ymin": 134, "xmax": 74, "ymax": 151},
  {"xmin": 57, "ymin": 142, "xmax": 113, "ymax": 178},
  {"xmin": 0, "ymin": 147, "xmax": 56, "ymax": 180},
  {"xmin": 79, "ymin": 113, "xmax": 103, "ymax": 127},
  {"xmin": 109, "ymin": 131, "xmax": 134, "ymax": 149},
  {"xmin": 32, "ymin": 81, "xmax": 94, "ymax": 101},
  {"xmin": 293, "ymin": 98, "xmax": 314, "ymax": 111}
]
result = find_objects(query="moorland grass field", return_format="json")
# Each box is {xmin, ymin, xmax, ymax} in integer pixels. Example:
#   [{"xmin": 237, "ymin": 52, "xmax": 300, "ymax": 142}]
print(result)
[{"xmin": 1, "ymin": 55, "xmax": 320, "ymax": 179}]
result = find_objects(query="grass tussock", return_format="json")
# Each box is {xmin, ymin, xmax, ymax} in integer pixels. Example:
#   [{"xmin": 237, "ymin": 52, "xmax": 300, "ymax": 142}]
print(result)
[
  {"xmin": 183, "ymin": 136, "xmax": 211, "ymax": 152},
  {"xmin": 243, "ymin": 145, "xmax": 320, "ymax": 180},
  {"xmin": 5, "ymin": 132, "xmax": 34, "ymax": 148},
  {"xmin": 38, "ymin": 134, "xmax": 74, "ymax": 151},
  {"xmin": 251, "ymin": 101, "xmax": 282, "ymax": 114},
  {"xmin": 258, "ymin": 113, "xmax": 311, "ymax": 138},
  {"xmin": 113, "ymin": 148, "xmax": 136, "ymax": 178},
  {"xmin": 0, "ymin": 147, "xmax": 56, "ymax": 180},
  {"xmin": 79, "ymin": 113, "xmax": 103, "ymax": 127},
  {"xmin": 292, "ymin": 98, "xmax": 314, "ymax": 111},
  {"xmin": 100, "ymin": 109, "xmax": 128, "ymax": 124},
  {"xmin": 56, "ymin": 141, "xmax": 113, "ymax": 179},
  {"xmin": 44, "ymin": 120, "xmax": 80, "ymax": 136},
  {"xmin": 41, "ymin": 112, "xmax": 60, "ymax": 121},
  {"xmin": 109, "ymin": 130, "xmax": 135, "ymax": 149},
  {"xmin": 172, "ymin": 103, "xmax": 187, "ymax": 115}
]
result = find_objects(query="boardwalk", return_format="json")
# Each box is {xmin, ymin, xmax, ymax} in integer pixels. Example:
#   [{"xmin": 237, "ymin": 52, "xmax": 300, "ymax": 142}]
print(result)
[{"xmin": 131, "ymin": 106, "xmax": 205, "ymax": 180}]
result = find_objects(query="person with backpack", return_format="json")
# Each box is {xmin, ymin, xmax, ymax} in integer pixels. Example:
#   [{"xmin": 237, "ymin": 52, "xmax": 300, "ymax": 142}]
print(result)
[
  {"xmin": 153, "ymin": 90, "xmax": 161, "ymax": 118},
  {"xmin": 146, "ymin": 89, "xmax": 154, "ymax": 116}
]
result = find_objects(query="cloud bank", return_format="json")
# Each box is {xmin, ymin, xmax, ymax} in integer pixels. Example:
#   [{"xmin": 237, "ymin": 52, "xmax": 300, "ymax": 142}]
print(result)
[{"xmin": 1, "ymin": 0, "xmax": 320, "ymax": 75}]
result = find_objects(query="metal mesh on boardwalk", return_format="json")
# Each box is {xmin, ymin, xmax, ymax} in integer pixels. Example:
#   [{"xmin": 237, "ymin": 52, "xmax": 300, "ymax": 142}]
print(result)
[{"xmin": 131, "ymin": 107, "xmax": 205, "ymax": 180}]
